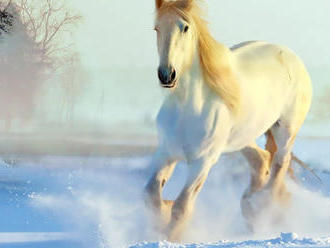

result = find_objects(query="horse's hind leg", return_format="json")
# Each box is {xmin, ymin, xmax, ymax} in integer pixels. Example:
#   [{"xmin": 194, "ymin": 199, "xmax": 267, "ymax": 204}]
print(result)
[
  {"xmin": 265, "ymin": 130, "xmax": 277, "ymax": 162},
  {"xmin": 241, "ymin": 127, "xmax": 296, "ymax": 229},
  {"xmin": 240, "ymin": 143, "xmax": 272, "ymax": 224},
  {"xmin": 242, "ymin": 143, "xmax": 272, "ymax": 194},
  {"xmin": 268, "ymin": 60, "xmax": 312, "ymax": 203},
  {"xmin": 145, "ymin": 150, "xmax": 178, "ymax": 228},
  {"xmin": 267, "ymin": 124, "xmax": 297, "ymax": 205}
]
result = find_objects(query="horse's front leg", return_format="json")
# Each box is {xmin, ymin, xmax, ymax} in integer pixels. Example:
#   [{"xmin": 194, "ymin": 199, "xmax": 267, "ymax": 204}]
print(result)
[
  {"xmin": 165, "ymin": 157, "xmax": 216, "ymax": 241},
  {"xmin": 145, "ymin": 150, "xmax": 178, "ymax": 228}
]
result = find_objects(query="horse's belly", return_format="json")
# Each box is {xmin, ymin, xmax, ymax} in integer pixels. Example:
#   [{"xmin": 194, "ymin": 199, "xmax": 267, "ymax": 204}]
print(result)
[
  {"xmin": 225, "ymin": 121, "xmax": 274, "ymax": 152},
  {"xmin": 225, "ymin": 103, "xmax": 283, "ymax": 152},
  {"xmin": 223, "ymin": 68, "xmax": 294, "ymax": 151}
]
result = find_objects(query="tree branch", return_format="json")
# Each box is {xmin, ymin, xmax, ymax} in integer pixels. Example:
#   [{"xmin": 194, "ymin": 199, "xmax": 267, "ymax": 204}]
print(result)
[{"xmin": 6, "ymin": 0, "xmax": 82, "ymax": 71}]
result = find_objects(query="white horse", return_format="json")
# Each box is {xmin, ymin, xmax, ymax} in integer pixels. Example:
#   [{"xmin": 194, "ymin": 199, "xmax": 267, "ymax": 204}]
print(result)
[{"xmin": 145, "ymin": 0, "xmax": 312, "ymax": 241}]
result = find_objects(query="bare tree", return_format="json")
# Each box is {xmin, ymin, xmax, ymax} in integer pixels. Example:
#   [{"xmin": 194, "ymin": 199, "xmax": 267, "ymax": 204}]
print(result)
[
  {"xmin": 0, "ymin": 0, "xmax": 12, "ymax": 12},
  {"xmin": 0, "ymin": 0, "xmax": 82, "ymax": 130},
  {"xmin": 3, "ymin": 0, "xmax": 82, "ymax": 70}
]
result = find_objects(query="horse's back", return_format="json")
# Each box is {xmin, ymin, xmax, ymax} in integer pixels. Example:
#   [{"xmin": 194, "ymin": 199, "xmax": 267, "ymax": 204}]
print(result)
[
  {"xmin": 231, "ymin": 41, "xmax": 311, "ymax": 84},
  {"xmin": 232, "ymin": 41, "xmax": 301, "ymax": 71},
  {"xmin": 231, "ymin": 40, "xmax": 312, "ymax": 103}
]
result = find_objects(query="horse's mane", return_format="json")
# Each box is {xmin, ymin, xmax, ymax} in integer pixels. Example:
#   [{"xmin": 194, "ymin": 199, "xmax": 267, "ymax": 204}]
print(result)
[{"xmin": 157, "ymin": 1, "xmax": 240, "ymax": 115}]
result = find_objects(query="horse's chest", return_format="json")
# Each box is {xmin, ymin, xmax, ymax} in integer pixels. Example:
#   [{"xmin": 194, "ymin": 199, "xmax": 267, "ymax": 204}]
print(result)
[
  {"xmin": 177, "ymin": 113, "xmax": 209, "ymax": 150},
  {"xmin": 157, "ymin": 104, "xmax": 226, "ymax": 160}
]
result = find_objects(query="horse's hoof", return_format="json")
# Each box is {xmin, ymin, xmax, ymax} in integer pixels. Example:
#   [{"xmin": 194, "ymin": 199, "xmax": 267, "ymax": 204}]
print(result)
[
  {"xmin": 273, "ymin": 185, "xmax": 292, "ymax": 207},
  {"xmin": 154, "ymin": 200, "xmax": 175, "ymax": 232},
  {"xmin": 160, "ymin": 200, "xmax": 174, "ymax": 226},
  {"xmin": 241, "ymin": 187, "xmax": 292, "ymax": 231},
  {"xmin": 164, "ymin": 222, "xmax": 184, "ymax": 243},
  {"xmin": 241, "ymin": 189, "xmax": 272, "ymax": 218}
]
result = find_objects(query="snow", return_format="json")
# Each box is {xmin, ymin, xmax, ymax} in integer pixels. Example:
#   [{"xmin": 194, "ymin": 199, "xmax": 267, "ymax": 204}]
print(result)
[
  {"xmin": 0, "ymin": 232, "xmax": 69, "ymax": 244},
  {"xmin": 0, "ymin": 136, "xmax": 330, "ymax": 248},
  {"xmin": 131, "ymin": 233, "xmax": 330, "ymax": 248}
]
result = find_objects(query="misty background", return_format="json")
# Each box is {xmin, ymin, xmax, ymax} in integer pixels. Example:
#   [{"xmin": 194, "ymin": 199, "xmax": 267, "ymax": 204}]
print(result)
[
  {"xmin": 1, "ymin": 0, "xmax": 330, "ymax": 154},
  {"xmin": 1, "ymin": 2, "xmax": 330, "ymax": 247}
]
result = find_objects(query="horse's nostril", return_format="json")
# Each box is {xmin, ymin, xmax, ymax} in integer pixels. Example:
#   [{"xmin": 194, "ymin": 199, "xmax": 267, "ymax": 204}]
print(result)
[
  {"xmin": 158, "ymin": 69, "xmax": 163, "ymax": 82},
  {"xmin": 171, "ymin": 70, "xmax": 176, "ymax": 81}
]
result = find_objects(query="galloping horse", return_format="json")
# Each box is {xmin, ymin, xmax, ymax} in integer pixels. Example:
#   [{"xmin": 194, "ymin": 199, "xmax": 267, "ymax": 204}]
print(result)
[{"xmin": 145, "ymin": 0, "xmax": 312, "ymax": 241}]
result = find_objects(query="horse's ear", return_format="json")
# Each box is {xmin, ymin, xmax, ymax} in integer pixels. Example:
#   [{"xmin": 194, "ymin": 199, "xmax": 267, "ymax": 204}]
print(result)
[
  {"xmin": 156, "ymin": 0, "xmax": 163, "ymax": 10},
  {"xmin": 176, "ymin": 0, "xmax": 193, "ymax": 10}
]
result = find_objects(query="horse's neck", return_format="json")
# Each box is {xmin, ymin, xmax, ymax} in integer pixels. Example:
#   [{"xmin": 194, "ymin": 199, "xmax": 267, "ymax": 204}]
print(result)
[{"xmin": 172, "ymin": 56, "xmax": 215, "ymax": 112}]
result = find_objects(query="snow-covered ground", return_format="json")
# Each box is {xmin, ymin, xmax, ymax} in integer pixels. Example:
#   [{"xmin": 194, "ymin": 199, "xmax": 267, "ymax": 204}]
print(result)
[{"xmin": 0, "ymin": 136, "xmax": 330, "ymax": 248}]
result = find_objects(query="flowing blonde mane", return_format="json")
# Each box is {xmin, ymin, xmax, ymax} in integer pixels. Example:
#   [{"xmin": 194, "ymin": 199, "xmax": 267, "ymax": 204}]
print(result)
[{"xmin": 157, "ymin": 1, "xmax": 241, "ymax": 115}]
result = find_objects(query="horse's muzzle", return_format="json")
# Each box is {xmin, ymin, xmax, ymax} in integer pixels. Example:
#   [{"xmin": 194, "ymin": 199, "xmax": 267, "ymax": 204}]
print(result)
[{"xmin": 158, "ymin": 66, "xmax": 177, "ymax": 88}]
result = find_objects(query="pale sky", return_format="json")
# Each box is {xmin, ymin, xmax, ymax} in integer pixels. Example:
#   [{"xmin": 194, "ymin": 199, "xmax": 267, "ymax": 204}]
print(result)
[
  {"xmin": 69, "ymin": 0, "xmax": 330, "ymax": 69},
  {"xmin": 4, "ymin": 0, "xmax": 327, "ymax": 134}
]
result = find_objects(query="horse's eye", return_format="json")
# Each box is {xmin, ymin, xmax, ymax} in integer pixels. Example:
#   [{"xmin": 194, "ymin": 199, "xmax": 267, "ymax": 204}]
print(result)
[{"xmin": 183, "ymin": 25, "xmax": 189, "ymax": 33}]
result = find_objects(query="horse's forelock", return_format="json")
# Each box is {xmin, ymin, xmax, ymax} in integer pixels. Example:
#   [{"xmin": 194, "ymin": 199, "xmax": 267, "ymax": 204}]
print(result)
[{"xmin": 156, "ymin": 0, "xmax": 194, "ymax": 17}]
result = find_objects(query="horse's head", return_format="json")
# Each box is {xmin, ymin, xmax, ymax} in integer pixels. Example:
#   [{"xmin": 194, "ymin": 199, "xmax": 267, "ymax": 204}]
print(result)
[{"xmin": 155, "ymin": 0, "xmax": 196, "ymax": 89}]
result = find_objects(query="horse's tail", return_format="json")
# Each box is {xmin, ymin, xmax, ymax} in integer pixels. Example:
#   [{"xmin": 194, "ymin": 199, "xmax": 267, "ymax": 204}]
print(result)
[{"xmin": 290, "ymin": 153, "xmax": 322, "ymax": 183}]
